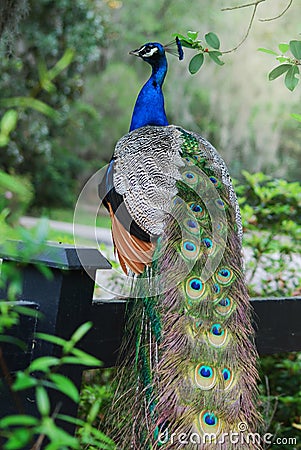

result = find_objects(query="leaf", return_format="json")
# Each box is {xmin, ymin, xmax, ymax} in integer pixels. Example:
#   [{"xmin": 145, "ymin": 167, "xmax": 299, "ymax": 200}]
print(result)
[
  {"xmin": 180, "ymin": 40, "xmax": 194, "ymax": 49},
  {"xmin": 0, "ymin": 334, "xmax": 27, "ymax": 351},
  {"xmin": 48, "ymin": 48, "xmax": 75, "ymax": 81},
  {"xmin": 289, "ymin": 40, "xmax": 301, "ymax": 60},
  {"xmin": 0, "ymin": 414, "xmax": 38, "ymax": 427},
  {"xmin": 172, "ymin": 33, "xmax": 194, "ymax": 48},
  {"xmin": 88, "ymin": 427, "xmax": 116, "ymax": 447},
  {"xmin": 13, "ymin": 371, "xmax": 37, "ymax": 391},
  {"xmin": 37, "ymin": 50, "xmax": 74, "ymax": 95},
  {"xmin": 188, "ymin": 53, "xmax": 204, "ymax": 74},
  {"xmin": 36, "ymin": 332, "xmax": 67, "ymax": 347},
  {"xmin": 205, "ymin": 32, "xmax": 220, "ymax": 50},
  {"xmin": 14, "ymin": 305, "xmax": 42, "ymax": 319},
  {"xmin": 268, "ymin": 64, "xmax": 291, "ymax": 80},
  {"xmin": 208, "ymin": 51, "xmax": 224, "ymax": 66},
  {"xmin": 70, "ymin": 321, "xmax": 93, "ymax": 344},
  {"xmin": 38, "ymin": 61, "xmax": 56, "ymax": 93},
  {"xmin": 0, "ymin": 97, "xmax": 61, "ymax": 121},
  {"xmin": 87, "ymin": 400, "xmax": 101, "ymax": 424},
  {"xmin": 291, "ymin": 113, "xmax": 301, "ymax": 122},
  {"xmin": 36, "ymin": 386, "xmax": 50, "ymax": 416},
  {"xmin": 60, "ymin": 356, "xmax": 87, "ymax": 365},
  {"xmin": 38, "ymin": 417, "xmax": 79, "ymax": 447},
  {"xmin": 279, "ymin": 43, "xmax": 289, "ymax": 54},
  {"xmin": 276, "ymin": 56, "xmax": 290, "ymax": 63},
  {"xmin": 49, "ymin": 373, "xmax": 80, "ymax": 403},
  {"xmin": 60, "ymin": 352, "xmax": 101, "ymax": 367},
  {"xmin": 187, "ymin": 31, "xmax": 198, "ymax": 40},
  {"xmin": 0, "ymin": 110, "xmax": 18, "ymax": 135},
  {"xmin": 56, "ymin": 413, "xmax": 85, "ymax": 427},
  {"xmin": 71, "ymin": 347, "xmax": 102, "ymax": 367},
  {"xmin": 258, "ymin": 47, "xmax": 278, "ymax": 56},
  {"xmin": 285, "ymin": 65, "xmax": 299, "ymax": 91},
  {"xmin": 0, "ymin": 135, "xmax": 9, "ymax": 147},
  {"xmin": 172, "ymin": 33, "xmax": 187, "ymax": 40},
  {"xmin": 28, "ymin": 356, "xmax": 60, "ymax": 373},
  {"xmin": 2, "ymin": 428, "xmax": 32, "ymax": 449}
]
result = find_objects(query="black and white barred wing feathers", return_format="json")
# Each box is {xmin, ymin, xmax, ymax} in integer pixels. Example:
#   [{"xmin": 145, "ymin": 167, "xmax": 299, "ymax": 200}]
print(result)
[{"xmin": 113, "ymin": 125, "xmax": 184, "ymax": 236}]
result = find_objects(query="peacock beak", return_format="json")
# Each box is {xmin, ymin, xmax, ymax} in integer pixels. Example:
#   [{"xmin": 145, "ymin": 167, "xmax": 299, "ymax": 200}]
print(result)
[{"xmin": 129, "ymin": 49, "xmax": 141, "ymax": 57}]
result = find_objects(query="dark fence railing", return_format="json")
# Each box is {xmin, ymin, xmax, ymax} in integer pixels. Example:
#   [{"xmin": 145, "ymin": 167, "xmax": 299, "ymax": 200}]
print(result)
[{"xmin": 0, "ymin": 241, "xmax": 300, "ymax": 446}]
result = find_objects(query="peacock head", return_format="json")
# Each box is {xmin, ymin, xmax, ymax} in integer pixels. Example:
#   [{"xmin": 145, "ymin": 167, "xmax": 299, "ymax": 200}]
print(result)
[
  {"xmin": 129, "ymin": 42, "xmax": 166, "ymax": 65},
  {"xmin": 129, "ymin": 38, "xmax": 184, "ymax": 66}
]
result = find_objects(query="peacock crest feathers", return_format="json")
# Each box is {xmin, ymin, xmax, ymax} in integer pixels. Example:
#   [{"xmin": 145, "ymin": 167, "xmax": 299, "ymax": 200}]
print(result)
[{"xmin": 107, "ymin": 125, "xmax": 261, "ymax": 449}]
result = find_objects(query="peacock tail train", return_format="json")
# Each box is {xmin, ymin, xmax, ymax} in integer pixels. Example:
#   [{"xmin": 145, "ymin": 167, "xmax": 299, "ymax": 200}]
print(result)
[
  {"xmin": 100, "ymin": 39, "xmax": 261, "ymax": 449},
  {"xmin": 105, "ymin": 125, "xmax": 261, "ymax": 449}
]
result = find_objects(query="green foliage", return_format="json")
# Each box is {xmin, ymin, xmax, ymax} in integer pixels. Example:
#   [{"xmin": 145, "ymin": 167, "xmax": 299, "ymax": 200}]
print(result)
[
  {"xmin": 259, "ymin": 39, "xmax": 301, "ymax": 91},
  {"xmin": 0, "ymin": 321, "xmax": 116, "ymax": 449},
  {"xmin": 238, "ymin": 172, "xmax": 301, "ymax": 443},
  {"xmin": 79, "ymin": 369, "xmax": 116, "ymax": 429},
  {"xmin": 32, "ymin": 144, "xmax": 83, "ymax": 208},
  {"xmin": 0, "ymin": 110, "xmax": 18, "ymax": 147},
  {"xmin": 0, "ymin": 97, "xmax": 60, "ymax": 121},
  {"xmin": 260, "ymin": 353, "xmax": 301, "ymax": 448},
  {"xmin": 0, "ymin": 171, "xmax": 33, "ymax": 224},
  {"xmin": 77, "ymin": 370, "xmax": 117, "ymax": 449},
  {"xmin": 205, "ymin": 32, "xmax": 221, "ymax": 50},
  {"xmin": 189, "ymin": 53, "xmax": 204, "ymax": 75},
  {"xmin": 0, "ymin": 219, "xmax": 53, "ymax": 307},
  {"xmin": 0, "ymin": 213, "xmax": 115, "ymax": 448},
  {"xmin": 0, "ymin": 0, "xmax": 109, "ymax": 208},
  {"xmin": 239, "ymin": 171, "xmax": 301, "ymax": 231},
  {"xmin": 237, "ymin": 170, "xmax": 301, "ymax": 297},
  {"xmin": 174, "ymin": 31, "xmax": 224, "ymax": 74},
  {"xmin": 291, "ymin": 113, "xmax": 301, "ymax": 122},
  {"xmin": 37, "ymin": 48, "xmax": 75, "ymax": 95}
]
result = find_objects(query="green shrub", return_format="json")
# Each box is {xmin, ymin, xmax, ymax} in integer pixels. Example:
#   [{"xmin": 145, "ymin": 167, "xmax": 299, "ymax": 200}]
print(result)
[
  {"xmin": 237, "ymin": 170, "xmax": 301, "ymax": 297},
  {"xmin": 238, "ymin": 171, "xmax": 301, "ymax": 446},
  {"xmin": 0, "ymin": 171, "xmax": 33, "ymax": 225}
]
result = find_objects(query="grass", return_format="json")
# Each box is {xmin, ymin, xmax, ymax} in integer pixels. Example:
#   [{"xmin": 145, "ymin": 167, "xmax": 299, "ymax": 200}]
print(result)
[
  {"xmin": 20, "ymin": 222, "xmax": 96, "ymax": 246},
  {"xmin": 30, "ymin": 207, "xmax": 111, "ymax": 229},
  {"xmin": 2, "ymin": 218, "xmax": 76, "ymax": 245}
]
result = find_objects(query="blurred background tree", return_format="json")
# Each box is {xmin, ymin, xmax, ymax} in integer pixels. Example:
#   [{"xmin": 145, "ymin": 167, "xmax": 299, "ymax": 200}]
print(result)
[
  {"xmin": 0, "ymin": 0, "xmax": 110, "ymax": 209},
  {"xmin": 0, "ymin": 0, "xmax": 29, "ymax": 41}
]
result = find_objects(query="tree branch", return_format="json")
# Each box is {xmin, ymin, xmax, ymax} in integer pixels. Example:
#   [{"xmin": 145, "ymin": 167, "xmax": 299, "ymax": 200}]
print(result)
[
  {"xmin": 221, "ymin": 0, "xmax": 267, "ymax": 11},
  {"xmin": 259, "ymin": 0, "xmax": 293, "ymax": 22},
  {"xmin": 157, "ymin": 0, "xmax": 173, "ymax": 19},
  {"xmin": 222, "ymin": 2, "xmax": 260, "ymax": 54},
  {"xmin": 221, "ymin": 0, "xmax": 295, "ymax": 54}
]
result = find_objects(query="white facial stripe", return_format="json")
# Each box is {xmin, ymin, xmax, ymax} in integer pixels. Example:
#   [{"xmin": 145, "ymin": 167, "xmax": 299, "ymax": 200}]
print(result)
[{"xmin": 142, "ymin": 47, "xmax": 158, "ymax": 57}]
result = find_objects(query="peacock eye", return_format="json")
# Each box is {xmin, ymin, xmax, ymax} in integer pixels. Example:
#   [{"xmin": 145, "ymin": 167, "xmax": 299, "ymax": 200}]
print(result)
[{"xmin": 142, "ymin": 45, "xmax": 158, "ymax": 57}]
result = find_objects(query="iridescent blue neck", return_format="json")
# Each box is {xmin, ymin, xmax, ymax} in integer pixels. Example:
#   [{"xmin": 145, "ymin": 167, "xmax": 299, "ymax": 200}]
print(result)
[{"xmin": 129, "ymin": 57, "xmax": 168, "ymax": 132}]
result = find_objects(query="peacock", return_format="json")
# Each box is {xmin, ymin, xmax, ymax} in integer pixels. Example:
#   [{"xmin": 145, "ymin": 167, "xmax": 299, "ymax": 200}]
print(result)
[{"xmin": 100, "ymin": 38, "xmax": 261, "ymax": 449}]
